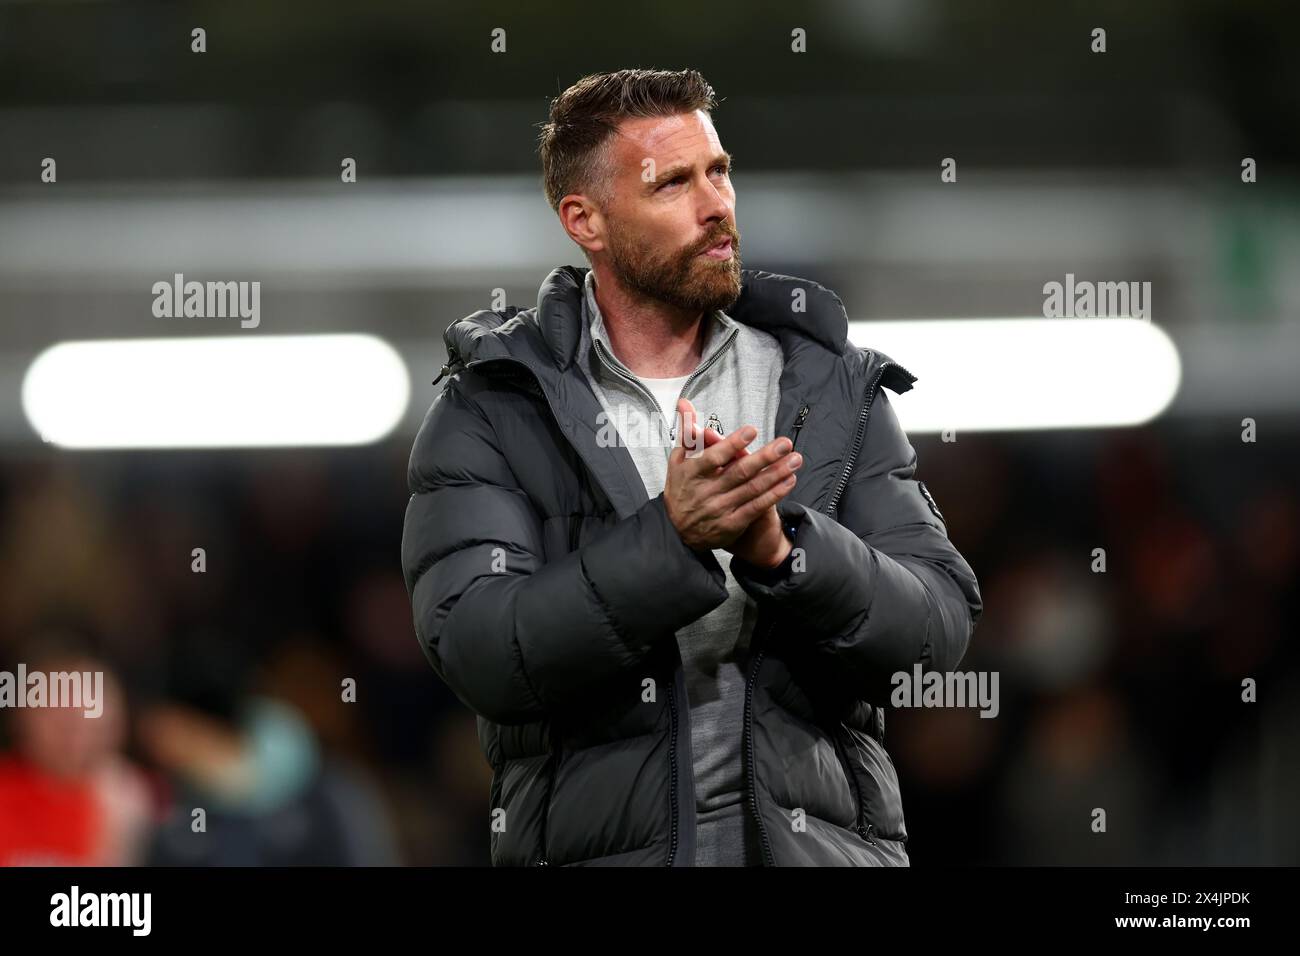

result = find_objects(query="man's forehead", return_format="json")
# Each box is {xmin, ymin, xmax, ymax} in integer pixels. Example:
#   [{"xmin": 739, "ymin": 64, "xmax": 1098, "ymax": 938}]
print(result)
[{"xmin": 610, "ymin": 111, "xmax": 721, "ymax": 165}]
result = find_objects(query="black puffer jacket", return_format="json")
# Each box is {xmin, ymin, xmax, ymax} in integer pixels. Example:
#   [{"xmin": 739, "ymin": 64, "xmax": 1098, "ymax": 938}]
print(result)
[{"xmin": 401, "ymin": 265, "xmax": 982, "ymax": 866}]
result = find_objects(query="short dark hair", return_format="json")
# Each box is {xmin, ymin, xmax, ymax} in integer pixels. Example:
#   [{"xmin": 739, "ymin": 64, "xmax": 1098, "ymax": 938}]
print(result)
[{"xmin": 538, "ymin": 68, "xmax": 719, "ymax": 213}]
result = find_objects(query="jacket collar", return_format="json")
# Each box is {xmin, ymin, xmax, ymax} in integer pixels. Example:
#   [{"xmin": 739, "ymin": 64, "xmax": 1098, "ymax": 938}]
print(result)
[
  {"xmin": 448, "ymin": 264, "xmax": 863, "ymax": 372},
  {"xmin": 552, "ymin": 264, "xmax": 852, "ymax": 367},
  {"xmin": 437, "ymin": 264, "xmax": 916, "ymax": 522}
]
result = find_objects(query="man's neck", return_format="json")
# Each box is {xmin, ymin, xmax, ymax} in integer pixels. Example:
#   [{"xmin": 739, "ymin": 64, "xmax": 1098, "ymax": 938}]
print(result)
[{"xmin": 589, "ymin": 268, "xmax": 707, "ymax": 378}]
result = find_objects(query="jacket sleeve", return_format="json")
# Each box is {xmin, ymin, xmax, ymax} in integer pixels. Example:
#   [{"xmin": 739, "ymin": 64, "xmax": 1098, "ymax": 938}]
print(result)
[
  {"xmin": 401, "ymin": 376, "xmax": 730, "ymax": 725},
  {"xmin": 730, "ymin": 388, "xmax": 982, "ymax": 703}
]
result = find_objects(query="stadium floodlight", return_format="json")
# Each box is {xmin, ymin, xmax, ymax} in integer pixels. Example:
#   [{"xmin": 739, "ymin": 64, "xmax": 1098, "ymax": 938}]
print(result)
[
  {"xmin": 22, "ymin": 334, "xmax": 411, "ymax": 449},
  {"xmin": 849, "ymin": 318, "xmax": 1181, "ymax": 432}
]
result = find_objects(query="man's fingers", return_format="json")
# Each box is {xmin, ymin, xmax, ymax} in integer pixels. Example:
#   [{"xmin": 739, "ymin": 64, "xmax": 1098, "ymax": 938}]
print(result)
[
  {"xmin": 667, "ymin": 412, "xmax": 801, "ymax": 545},
  {"xmin": 679, "ymin": 421, "xmax": 755, "ymax": 474},
  {"xmin": 721, "ymin": 453, "xmax": 800, "ymax": 514},
  {"xmin": 691, "ymin": 424, "xmax": 759, "ymax": 473},
  {"xmin": 713, "ymin": 436, "xmax": 797, "ymax": 492},
  {"xmin": 731, "ymin": 471, "xmax": 798, "ymax": 525},
  {"xmin": 699, "ymin": 425, "xmax": 746, "ymax": 478},
  {"xmin": 701, "ymin": 425, "xmax": 729, "ymax": 449}
]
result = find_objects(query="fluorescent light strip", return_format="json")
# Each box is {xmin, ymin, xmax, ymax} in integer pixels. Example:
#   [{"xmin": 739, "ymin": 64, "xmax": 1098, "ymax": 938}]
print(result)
[
  {"xmin": 21, "ymin": 322, "xmax": 1180, "ymax": 447},
  {"xmin": 848, "ymin": 318, "xmax": 1181, "ymax": 433},
  {"xmin": 23, "ymin": 334, "xmax": 411, "ymax": 449}
]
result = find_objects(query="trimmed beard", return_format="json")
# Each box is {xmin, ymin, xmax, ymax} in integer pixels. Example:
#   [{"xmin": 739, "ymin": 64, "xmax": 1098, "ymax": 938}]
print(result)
[{"xmin": 605, "ymin": 219, "xmax": 743, "ymax": 315}]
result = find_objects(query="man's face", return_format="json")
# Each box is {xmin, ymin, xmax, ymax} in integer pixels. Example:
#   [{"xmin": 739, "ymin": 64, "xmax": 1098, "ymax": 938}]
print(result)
[{"xmin": 597, "ymin": 110, "xmax": 742, "ymax": 314}]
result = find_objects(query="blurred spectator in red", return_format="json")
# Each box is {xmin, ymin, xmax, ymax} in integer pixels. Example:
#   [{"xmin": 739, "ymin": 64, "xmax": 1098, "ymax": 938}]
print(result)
[{"xmin": 0, "ymin": 644, "xmax": 153, "ymax": 866}]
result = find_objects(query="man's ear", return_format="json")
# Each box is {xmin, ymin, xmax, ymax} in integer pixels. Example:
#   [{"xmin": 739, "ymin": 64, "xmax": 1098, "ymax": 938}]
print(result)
[{"xmin": 559, "ymin": 194, "xmax": 605, "ymax": 256}]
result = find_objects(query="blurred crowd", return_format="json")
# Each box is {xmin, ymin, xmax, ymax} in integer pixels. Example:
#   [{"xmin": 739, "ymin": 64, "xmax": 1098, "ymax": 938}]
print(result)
[{"xmin": 0, "ymin": 415, "xmax": 1296, "ymax": 865}]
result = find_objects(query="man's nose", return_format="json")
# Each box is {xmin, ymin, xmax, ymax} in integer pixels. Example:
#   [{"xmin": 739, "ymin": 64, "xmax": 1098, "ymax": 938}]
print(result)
[{"xmin": 698, "ymin": 179, "xmax": 732, "ymax": 224}]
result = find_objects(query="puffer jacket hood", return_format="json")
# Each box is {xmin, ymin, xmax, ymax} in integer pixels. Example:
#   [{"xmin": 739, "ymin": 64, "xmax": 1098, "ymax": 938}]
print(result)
[{"xmin": 404, "ymin": 264, "xmax": 982, "ymax": 866}]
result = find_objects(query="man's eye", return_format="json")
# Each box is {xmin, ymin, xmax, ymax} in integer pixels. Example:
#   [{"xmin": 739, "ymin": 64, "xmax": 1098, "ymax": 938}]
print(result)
[{"xmin": 657, "ymin": 177, "xmax": 685, "ymax": 191}]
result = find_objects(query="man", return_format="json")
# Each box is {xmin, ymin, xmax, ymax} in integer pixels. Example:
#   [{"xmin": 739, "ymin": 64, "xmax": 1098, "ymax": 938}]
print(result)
[{"xmin": 401, "ymin": 68, "xmax": 982, "ymax": 866}]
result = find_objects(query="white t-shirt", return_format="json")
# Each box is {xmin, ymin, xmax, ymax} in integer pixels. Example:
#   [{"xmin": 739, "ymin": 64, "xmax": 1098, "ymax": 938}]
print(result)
[{"xmin": 635, "ymin": 373, "xmax": 692, "ymax": 459}]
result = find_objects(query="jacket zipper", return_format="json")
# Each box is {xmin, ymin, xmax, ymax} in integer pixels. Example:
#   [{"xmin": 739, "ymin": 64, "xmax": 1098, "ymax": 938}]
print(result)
[
  {"xmin": 592, "ymin": 326, "xmax": 739, "ymax": 444},
  {"xmin": 666, "ymin": 679, "xmax": 680, "ymax": 866},
  {"xmin": 742, "ymin": 359, "xmax": 905, "ymax": 865},
  {"xmin": 534, "ymin": 751, "xmax": 556, "ymax": 865},
  {"xmin": 790, "ymin": 403, "xmax": 810, "ymax": 450},
  {"xmin": 742, "ymin": 403, "xmax": 808, "ymax": 866},
  {"xmin": 824, "ymin": 359, "xmax": 912, "ymax": 521},
  {"xmin": 742, "ymin": 645, "xmax": 775, "ymax": 865},
  {"xmin": 831, "ymin": 726, "xmax": 873, "ymax": 843}
]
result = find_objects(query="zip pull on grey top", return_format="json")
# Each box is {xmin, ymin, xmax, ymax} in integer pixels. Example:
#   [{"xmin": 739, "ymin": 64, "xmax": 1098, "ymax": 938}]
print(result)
[{"xmin": 638, "ymin": 372, "xmax": 693, "ymax": 438}]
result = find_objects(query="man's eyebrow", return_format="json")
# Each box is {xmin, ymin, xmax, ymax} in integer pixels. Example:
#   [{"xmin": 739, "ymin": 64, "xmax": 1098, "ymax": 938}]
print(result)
[{"xmin": 650, "ymin": 152, "xmax": 733, "ymax": 185}]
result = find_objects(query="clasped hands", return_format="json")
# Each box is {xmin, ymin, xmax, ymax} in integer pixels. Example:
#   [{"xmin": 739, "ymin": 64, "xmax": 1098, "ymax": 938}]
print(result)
[{"xmin": 663, "ymin": 398, "xmax": 799, "ymax": 569}]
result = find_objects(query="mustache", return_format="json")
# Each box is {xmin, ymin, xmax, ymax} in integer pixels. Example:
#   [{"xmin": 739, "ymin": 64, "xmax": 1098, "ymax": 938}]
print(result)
[{"xmin": 689, "ymin": 224, "xmax": 740, "ymax": 257}]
